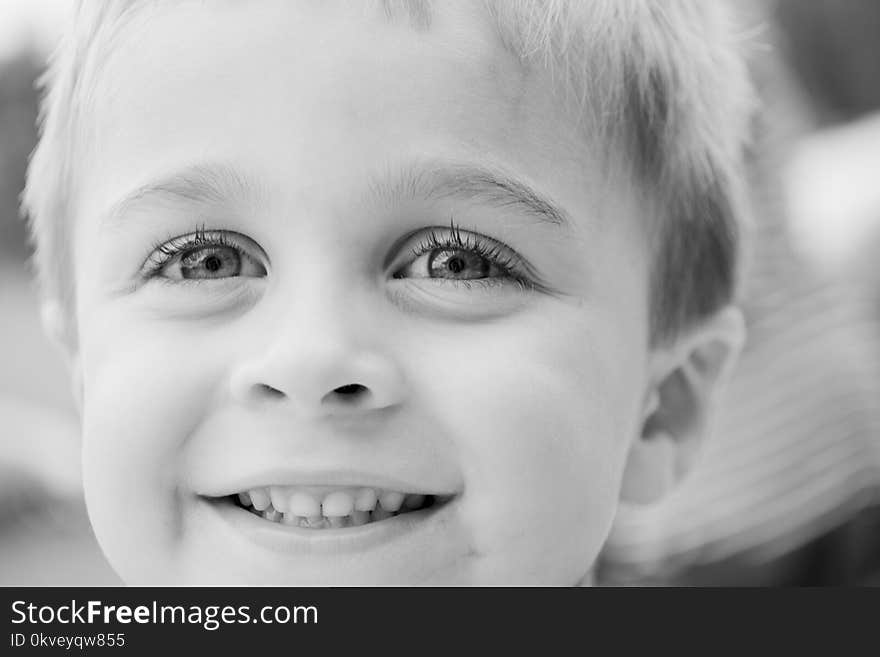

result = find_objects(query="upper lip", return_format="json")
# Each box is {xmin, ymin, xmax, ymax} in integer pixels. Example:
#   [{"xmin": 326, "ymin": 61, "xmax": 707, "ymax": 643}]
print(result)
[{"xmin": 197, "ymin": 469, "xmax": 461, "ymax": 498}]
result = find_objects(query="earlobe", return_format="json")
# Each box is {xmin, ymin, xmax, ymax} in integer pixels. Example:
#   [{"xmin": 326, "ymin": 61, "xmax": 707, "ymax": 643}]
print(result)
[
  {"xmin": 40, "ymin": 299, "xmax": 83, "ymax": 414},
  {"xmin": 620, "ymin": 305, "xmax": 745, "ymax": 505},
  {"xmin": 620, "ymin": 431, "xmax": 678, "ymax": 503},
  {"xmin": 40, "ymin": 299, "xmax": 75, "ymax": 355},
  {"xmin": 69, "ymin": 354, "xmax": 85, "ymax": 415}
]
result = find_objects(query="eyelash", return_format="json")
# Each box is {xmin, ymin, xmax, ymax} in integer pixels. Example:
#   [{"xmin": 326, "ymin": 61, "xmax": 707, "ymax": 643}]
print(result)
[
  {"xmin": 143, "ymin": 224, "xmax": 238, "ymax": 278},
  {"xmin": 400, "ymin": 221, "xmax": 540, "ymax": 290},
  {"xmin": 142, "ymin": 221, "xmax": 542, "ymax": 292}
]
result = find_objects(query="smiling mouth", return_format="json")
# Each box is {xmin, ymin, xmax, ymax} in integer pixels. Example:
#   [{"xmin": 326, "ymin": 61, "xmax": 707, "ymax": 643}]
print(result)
[{"xmin": 221, "ymin": 485, "xmax": 455, "ymax": 530}]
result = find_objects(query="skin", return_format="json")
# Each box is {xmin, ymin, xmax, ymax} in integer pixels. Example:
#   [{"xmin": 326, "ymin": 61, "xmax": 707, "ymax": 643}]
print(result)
[{"xmin": 63, "ymin": 0, "xmax": 704, "ymax": 584}]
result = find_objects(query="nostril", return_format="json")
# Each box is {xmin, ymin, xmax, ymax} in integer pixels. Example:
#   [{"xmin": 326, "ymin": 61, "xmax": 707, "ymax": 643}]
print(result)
[
  {"xmin": 333, "ymin": 383, "xmax": 367, "ymax": 396},
  {"xmin": 323, "ymin": 383, "xmax": 371, "ymax": 406},
  {"xmin": 256, "ymin": 383, "xmax": 285, "ymax": 399}
]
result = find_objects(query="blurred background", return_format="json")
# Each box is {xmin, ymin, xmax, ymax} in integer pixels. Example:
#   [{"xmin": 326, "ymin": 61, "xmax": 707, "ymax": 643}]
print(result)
[{"xmin": 1, "ymin": 1, "xmax": 879, "ymax": 586}]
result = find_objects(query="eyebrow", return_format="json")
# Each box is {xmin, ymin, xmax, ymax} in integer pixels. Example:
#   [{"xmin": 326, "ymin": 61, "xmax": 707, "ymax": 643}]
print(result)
[
  {"xmin": 101, "ymin": 163, "xmax": 266, "ymax": 229},
  {"xmin": 369, "ymin": 160, "xmax": 573, "ymax": 228},
  {"xmin": 102, "ymin": 159, "xmax": 572, "ymax": 229}
]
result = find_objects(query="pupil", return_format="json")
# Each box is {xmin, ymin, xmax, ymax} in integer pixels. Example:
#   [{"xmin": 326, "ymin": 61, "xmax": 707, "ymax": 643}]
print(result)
[
  {"xmin": 205, "ymin": 255, "xmax": 222, "ymax": 272},
  {"xmin": 447, "ymin": 256, "xmax": 465, "ymax": 274}
]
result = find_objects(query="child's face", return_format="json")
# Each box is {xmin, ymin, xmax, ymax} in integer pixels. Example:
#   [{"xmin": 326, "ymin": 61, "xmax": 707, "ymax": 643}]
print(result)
[{"xmin": 70, "ymin": 0, "xmax": 654, "ymax": 584}]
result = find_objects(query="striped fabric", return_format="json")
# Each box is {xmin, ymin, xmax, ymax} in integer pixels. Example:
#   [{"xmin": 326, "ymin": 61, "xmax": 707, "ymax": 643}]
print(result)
[{"xmin": 598, "ymin": 54, "xmax": 880, "ymax": 584}]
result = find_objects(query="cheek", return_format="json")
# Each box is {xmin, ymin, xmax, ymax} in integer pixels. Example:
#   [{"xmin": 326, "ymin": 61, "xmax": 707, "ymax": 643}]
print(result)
[
  {"xmin": 410, "ymin": 303, "xmax": 647, "ymax": 582},
  {"xmin": 78, "ymin": 312, "xmax": 225, "ymax": 578}
]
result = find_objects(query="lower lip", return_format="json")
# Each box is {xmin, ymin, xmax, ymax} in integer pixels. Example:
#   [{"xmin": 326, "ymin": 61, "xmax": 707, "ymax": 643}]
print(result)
[{"xmin": 201, "ymin": 496, "xmax": 458, "ymax": 556}]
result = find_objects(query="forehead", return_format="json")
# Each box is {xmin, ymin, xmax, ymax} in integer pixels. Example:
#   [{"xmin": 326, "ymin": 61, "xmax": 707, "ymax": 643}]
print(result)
[{"xmin": 80, "ymin": 0, "xmax": 615, "ymax": 236}]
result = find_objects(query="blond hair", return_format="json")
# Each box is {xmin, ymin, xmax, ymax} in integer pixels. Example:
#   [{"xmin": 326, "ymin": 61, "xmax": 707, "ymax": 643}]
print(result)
[{"xmin": 22, "ymin": 0, "xmax": 755, "ymax": 343}]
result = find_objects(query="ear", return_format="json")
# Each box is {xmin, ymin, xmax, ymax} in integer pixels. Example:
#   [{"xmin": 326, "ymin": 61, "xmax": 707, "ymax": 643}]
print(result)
[
  {"xmin": 40, "ymin": 299, "xmax": 83, "ymax": 415},
  {"xmin": 620, "ymin": 305, "xmax": 745, "ymax": 504}
]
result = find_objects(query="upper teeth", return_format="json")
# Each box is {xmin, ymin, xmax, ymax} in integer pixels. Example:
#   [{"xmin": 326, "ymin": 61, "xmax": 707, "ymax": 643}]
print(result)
[{"xmin": 235, "ymin": 486, "xmax": 433, "ymax": 527}]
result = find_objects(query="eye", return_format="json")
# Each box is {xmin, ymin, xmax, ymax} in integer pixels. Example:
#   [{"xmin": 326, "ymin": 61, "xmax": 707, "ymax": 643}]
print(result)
[
  {"xmin": 413, "ymin": 247, "xmax": 498, "ymax": 280},
  {"xmin": 171, "ymin": 244, "xmax": 253, "ymax": 280},
  {"xmin": 391, "ymin": 224, "xmax": 535, "ymax": 288},
  {"xmin": 144, "ymin": 228, "xmax": 267, "ymax": 282}
]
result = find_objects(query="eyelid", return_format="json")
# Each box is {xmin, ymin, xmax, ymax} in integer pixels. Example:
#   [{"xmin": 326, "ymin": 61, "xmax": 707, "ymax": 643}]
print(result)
[
  {"xmin": 388, "ymin": 224, "xmax": 546, "ymax": 288},
  {"xmin": 141, "ymin": 228, "xmax": 268, "ymax": 277}
]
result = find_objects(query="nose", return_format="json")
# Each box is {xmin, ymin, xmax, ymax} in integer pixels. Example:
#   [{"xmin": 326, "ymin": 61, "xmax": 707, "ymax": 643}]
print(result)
[{"xmin": 229, "ymin": 333, "xmax": 406, "ymax": 416}]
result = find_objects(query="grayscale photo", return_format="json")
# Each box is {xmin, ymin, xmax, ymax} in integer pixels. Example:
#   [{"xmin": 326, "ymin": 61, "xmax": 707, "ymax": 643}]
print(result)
[{"xmin": 1, "ymin": 0, "xmax": 879, "ymax": 587}]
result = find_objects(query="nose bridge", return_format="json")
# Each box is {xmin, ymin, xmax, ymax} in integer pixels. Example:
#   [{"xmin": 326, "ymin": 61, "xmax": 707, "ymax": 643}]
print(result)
[
  {"xmin": 269, "ymin": 285, "xmax": 368, "ymax": 382},
  {"xmin": 228, "ymin": 279, "xmax": 405, "ymax": 414},
  {"xmin": 275, "ymin": 274, "xmax": 364, "ymax": 351}
]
